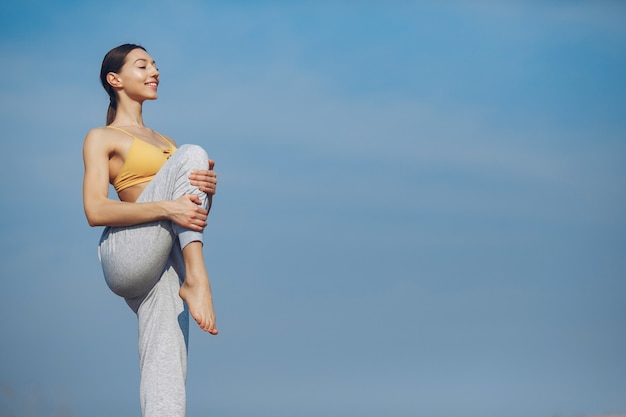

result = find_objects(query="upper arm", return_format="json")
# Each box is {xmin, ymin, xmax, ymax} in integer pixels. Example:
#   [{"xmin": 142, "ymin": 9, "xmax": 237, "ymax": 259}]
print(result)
[{"xmin": 82, "ymin": 129, "xmax": 113, "ymax": 223}]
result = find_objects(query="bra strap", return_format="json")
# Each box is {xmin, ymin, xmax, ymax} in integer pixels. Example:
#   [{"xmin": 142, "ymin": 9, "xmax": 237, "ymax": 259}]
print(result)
[
  {"xmin": 106, "ymin": 125, "xmax": 138, "ymax": 140},
  {"xmin": 106, "ymin": 125, "xmax": 175, "ymax": 148}
]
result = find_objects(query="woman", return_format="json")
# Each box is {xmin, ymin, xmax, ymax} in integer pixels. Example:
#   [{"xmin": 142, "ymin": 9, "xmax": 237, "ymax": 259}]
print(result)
[{"xmin": 82, "ymin": 44, "xmax": 218, "ymax": 417}]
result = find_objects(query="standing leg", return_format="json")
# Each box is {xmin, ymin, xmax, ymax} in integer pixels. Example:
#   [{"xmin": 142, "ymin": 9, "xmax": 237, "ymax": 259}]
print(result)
[{"xmin": 137, "ymin": 248, "xmax": 189, "ymax": 417}]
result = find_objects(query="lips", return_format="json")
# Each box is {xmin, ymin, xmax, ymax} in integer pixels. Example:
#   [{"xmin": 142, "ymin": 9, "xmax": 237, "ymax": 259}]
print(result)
[{"xmin": 145, "ymin": 82, "xmax": 158, "ymax": 89}]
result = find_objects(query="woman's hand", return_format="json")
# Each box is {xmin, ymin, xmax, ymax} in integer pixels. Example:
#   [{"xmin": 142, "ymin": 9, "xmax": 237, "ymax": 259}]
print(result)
[
  {"xmin": 189, "ymin": 160, "xmax": 217, "ymax": 195},
  {"xmin": 166, "ymin": 194, "xmax": 209, "ymax": 231}
]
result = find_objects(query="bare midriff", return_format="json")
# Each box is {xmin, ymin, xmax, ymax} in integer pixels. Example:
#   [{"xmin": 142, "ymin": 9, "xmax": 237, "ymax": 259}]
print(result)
[{"xmin": 117, "ymin": 183, "xmax": 148, "ymax": 204}]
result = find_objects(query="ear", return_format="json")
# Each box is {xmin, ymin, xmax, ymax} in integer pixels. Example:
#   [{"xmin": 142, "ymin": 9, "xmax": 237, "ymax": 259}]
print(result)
[{"xmin": 106, "ymin": 72, "xmax": 122, "ymax": 88}]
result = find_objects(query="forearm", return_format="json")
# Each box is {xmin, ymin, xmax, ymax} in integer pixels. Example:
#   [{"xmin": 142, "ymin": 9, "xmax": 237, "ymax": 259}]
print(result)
[{"xmin": 85, "ymin": 198, "xmax": 170, "ymax": 227}]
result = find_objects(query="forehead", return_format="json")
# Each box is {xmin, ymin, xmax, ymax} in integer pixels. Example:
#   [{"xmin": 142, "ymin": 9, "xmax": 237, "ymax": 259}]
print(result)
[{"xmin": 125, "ymin": 48, "xmax": 155, "ymax": 65}]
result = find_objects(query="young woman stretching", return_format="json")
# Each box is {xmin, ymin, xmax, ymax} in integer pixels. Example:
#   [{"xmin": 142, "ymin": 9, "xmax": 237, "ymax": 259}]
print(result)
[{"xmin": 82, "ymin": 44, "xmax": 218, "ymax": 417}]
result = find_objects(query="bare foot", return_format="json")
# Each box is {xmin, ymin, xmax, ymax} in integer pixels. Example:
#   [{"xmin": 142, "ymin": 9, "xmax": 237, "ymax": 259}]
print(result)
[{"xmin": 179, "ymin": 277, "xmax": 218, "ymax": 335}]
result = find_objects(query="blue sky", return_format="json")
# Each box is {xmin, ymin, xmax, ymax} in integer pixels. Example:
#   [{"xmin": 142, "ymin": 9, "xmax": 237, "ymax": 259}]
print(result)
[{"xmin": 1, "ymin": 1, "xmax": 625, "ymax": 416}]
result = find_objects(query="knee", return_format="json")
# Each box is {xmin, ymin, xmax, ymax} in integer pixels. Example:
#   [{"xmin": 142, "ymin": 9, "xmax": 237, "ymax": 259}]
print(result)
[{"xmin": 177, "ymin": 144, "xmax": 209, "ymax": 168}]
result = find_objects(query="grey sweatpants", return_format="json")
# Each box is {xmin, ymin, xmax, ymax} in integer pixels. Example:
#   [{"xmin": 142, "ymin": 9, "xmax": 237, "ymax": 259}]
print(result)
[{"xmin": 98, "ymin": 144, "xmax": 210, "ymax": 417}]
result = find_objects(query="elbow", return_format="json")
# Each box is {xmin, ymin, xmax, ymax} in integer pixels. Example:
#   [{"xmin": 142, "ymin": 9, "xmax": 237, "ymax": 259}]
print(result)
[
  {"xmin": 85, "ymin": 215, "xmax": 100, "ymax": 228},
  {"xmin": 84, "ymin": 208, "xmax": 104, "ymax": 227}
]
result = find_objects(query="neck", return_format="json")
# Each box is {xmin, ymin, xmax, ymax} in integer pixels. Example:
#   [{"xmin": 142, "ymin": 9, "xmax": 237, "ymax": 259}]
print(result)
[{"xmin": 112, "ymin": 99, "xmax": 145, "ymax": 127}]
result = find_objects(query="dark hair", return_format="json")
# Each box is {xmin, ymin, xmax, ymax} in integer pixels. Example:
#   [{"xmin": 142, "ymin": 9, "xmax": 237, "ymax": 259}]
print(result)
[{"xmin": 100, "ymin": 43, "xmax": 146, "ymax": 125}]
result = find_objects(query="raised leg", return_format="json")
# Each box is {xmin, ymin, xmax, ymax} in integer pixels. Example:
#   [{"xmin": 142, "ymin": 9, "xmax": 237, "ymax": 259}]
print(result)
[{"xmin": 98, "ymin": 144, "xmax": 210, "ymax": 303}]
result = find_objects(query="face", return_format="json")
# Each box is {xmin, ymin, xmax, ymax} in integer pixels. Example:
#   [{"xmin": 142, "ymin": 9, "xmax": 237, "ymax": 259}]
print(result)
[{"xmin": 110, "ymin": 48, "xmax": 160, "ymax": 102}]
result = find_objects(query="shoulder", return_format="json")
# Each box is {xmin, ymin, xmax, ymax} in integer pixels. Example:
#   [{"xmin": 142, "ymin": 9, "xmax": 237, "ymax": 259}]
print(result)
[
  {"xmin": 83, "ymin": 126, "xmax": 132, "ymax": 147},
  {"xmin": 84, "ymin": 127, "xmax": 110, "ymax": 145},
  {"xmin": 83, "ymin": 127, "xmax": 130, "ymax": 159}
]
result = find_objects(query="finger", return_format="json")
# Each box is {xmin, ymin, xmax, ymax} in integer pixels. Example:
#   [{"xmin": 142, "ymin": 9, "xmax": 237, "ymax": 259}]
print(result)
[
  {"xmin": 209, "ymin": 160, "xmax": 215, "ymax": 170},
  {"xmin": 189, "ymin": 170, "xmax": 212, "ymax": 180},
  {"xmin": 186, "ymin": 221, "xmax": 201, "ymax": 231},
  {"xmin": 193, "ymin": 219, "xmax": 207, "ymax": 230},
  {"xmin": 190, "ymin": 218, "xmax": 207, "ymax": 230}
]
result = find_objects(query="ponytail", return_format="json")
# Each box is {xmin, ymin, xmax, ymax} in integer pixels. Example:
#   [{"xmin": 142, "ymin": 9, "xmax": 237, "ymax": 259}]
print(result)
[{"xmin": 106, "ymin": 97, "xmax": 117, "ymax": 126}]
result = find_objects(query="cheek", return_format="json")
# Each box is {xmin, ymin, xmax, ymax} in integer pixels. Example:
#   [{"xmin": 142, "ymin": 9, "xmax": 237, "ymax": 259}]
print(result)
[
  {"xmin": 131, "ymin": 69, "xmax": 145, "ymax": 79},
  {"xmin": 121, "ymin": 68, "xmax": 144, "ymax": 82}
]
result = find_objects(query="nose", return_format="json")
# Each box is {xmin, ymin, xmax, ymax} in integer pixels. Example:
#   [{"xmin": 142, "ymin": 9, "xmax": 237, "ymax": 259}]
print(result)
[{"xmin": 150, "ymin": 64, "xmax": 159, "ymax": 77}]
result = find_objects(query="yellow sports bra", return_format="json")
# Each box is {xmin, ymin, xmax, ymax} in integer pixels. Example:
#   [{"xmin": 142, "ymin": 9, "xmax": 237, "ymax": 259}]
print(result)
[{"xmin": 108, "ymin": 126, "xmax": 177, "ymax": 193}]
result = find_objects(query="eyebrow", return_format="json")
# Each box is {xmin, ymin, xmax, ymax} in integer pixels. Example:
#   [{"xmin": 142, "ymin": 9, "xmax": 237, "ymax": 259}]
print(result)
[{"xmin": 134, "ymin": 58, "xmax": 157, "ymax": 65}]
